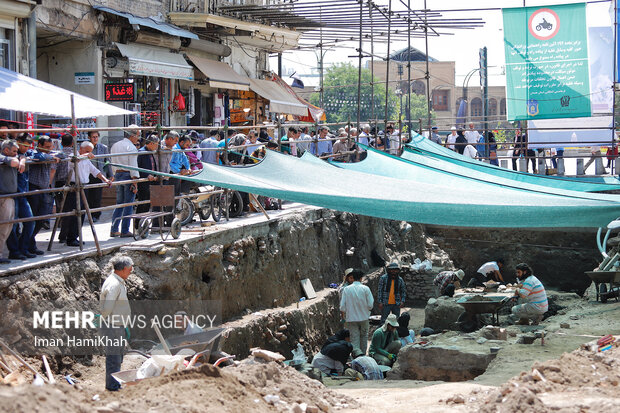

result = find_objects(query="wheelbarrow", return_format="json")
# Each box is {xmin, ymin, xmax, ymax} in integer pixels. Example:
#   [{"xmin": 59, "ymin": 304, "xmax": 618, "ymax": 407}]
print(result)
[
  {"xmin": 456, "ymin": 295, "xmax": 512, "ymax": 326},
  {"xmin": 113, "ymin": 328, "xmax": 226, "ymax": 386},
  {"xmin": 585, "ymin": 271, "xmax": 620, "ymax": 303}
]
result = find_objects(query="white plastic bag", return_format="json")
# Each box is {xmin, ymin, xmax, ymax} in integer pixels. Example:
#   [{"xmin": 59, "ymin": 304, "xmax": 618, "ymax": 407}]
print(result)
[
  {"xmin": 136, "ymin": 354, "xmax": 186, "ymax": 379},
  {"xmin": 291, "ymin": 343, "xmax": 306, "ymax": 364},
  {"xmin": 421, "ymin": 259, "xmax": 432, "ymax": 272}
]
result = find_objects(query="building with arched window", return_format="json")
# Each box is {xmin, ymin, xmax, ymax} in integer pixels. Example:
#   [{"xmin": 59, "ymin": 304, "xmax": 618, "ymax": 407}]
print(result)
[
  {"xmin": 368, "ymin": 47, "xmax": 508, "ymax": 128},
  {"xmin": 489, "ymin": 98, "xmax": 497, "ymax": 117},
  {"xmin": 470, "ymin": 98, "xmax": 482, "ymax": 118}
]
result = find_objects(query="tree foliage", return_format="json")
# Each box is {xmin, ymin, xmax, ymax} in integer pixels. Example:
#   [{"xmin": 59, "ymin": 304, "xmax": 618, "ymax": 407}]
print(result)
[{"xmin": 309, "ymin": 63, "xmax": 398, "ymax": 124}]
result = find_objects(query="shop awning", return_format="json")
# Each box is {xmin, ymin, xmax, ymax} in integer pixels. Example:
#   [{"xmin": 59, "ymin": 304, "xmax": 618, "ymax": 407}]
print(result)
[
  {"xmin": 0, "ymin": 66, "xmax": 134, "ymax": 118},
  {"xmin": 249, "ymin": 79, "xmax": 307, "ymax": 116},
  {"xmin": 115, "ymin": 42, "xmax": 194, "ymax": 81},
  {"xmin": 94, "ymin": 5, "xmax": 198, "ymax": 39},
  {"xmin": 271, "ymin": 74, "xmax": 326, "ymax": 122},
  {"xmin": 186, "ymin": 54, "xmax": 250, "ymax": 91}
]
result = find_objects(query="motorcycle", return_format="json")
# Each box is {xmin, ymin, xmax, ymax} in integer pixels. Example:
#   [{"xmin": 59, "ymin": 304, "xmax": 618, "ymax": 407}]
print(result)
[{"xmin": 536, "ymin": 18, "xmax": 553, "ymax": 31}]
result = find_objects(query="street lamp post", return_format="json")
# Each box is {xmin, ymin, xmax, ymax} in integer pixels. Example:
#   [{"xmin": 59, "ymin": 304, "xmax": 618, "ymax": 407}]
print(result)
[
  {"xmin": 397, "ymin": 64, "xmax": 404, "ymax": 122},
  {"xmin": 461, "ymin": 68, "xmax": 480, "ymax": 127}
]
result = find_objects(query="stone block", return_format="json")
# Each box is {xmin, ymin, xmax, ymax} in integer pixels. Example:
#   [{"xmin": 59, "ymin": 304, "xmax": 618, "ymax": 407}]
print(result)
[
  {"xmin": 388, "ymin": 345, "xmax": 496, "ymax": 381},
  {"xmin": 424, "ymin": 297, "xmax": 465, "ymax": 331},
  {"xmin": 479, "ymin": 326, "xmax": 507, "ymax": 341}
]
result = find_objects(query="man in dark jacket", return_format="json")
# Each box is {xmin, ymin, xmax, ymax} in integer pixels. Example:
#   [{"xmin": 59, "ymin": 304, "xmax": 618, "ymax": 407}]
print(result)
[
  {"xmin": 0, "ymin": 140, "xmax": 25, "ymax": 264},
  {"xmin": 377, "ymin": 261, "xmax": 406, "ymax": 324},
  {"xmin": 136, "ymin": 135, "xmax": 160, "ymax": 218},
  {"xmin": 311, "ymin": 329, "xmax": 352, "ymax": 375}
]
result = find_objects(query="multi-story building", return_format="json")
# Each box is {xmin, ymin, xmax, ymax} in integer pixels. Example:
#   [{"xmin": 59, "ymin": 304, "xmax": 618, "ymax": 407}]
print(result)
[
  {"xmin": 3, "ymin": 0, "xmax": 313, "ymax": 145},
  {"xmin": 370, "ymin": 46, "xmax": 507, "ymax": 130}
]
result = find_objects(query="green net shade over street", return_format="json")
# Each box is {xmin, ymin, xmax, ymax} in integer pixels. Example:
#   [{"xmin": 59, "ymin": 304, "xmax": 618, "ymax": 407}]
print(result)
[{"xmin": 112, "ymin": 147, "xmax": 620, "ymax": 230}]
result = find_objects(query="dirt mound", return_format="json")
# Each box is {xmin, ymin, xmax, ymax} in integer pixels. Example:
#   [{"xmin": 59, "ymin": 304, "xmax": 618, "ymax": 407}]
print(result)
[
  {"xmin": 0, "ymin": 385, "xmax": 90, "ymax": 413},
  {"xmin": 103, "ymin": 363, "xmax": 273, "ymax": 413},
  {"xmin": 228, "ymin": 359, "xmax": 358, "ymax": 411},
  {"xmin": 469, "ymin": 343, "xmax": 620, "ymax": 412},
  {"xmin": 1, "ymin": 357, "xmax": 355, "ymax": 413}
]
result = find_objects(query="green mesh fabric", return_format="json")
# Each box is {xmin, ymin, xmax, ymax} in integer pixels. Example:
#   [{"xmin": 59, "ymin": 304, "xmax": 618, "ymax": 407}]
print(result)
[
  {"xmin": 333, "ymin": 145, "xmax": 620, "ymax": 203},
  {"xmin": 112, "ymin": 147, "xmax": 620, "ymax": 229},
  {"xmin": 407, "ymin": 134, "xmax": 620, "ymax": 192}
]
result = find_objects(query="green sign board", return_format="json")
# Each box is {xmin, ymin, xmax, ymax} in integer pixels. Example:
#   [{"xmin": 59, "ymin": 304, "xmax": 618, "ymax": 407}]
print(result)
[{"xmin": 502, "ymin": 3, "xmax": 591, "ymax": 121}]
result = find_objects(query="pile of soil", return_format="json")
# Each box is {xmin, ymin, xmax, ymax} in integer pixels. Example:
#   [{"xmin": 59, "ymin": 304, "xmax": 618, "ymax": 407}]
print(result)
[
  {"xmin": 1, "ymin": 357, "xmax": 356, "ymax": 413},
  {"xmin": 454, "ymin": 343, "xmax": 620, "ymax": 412},
  {"xmin": 0, "ymin": 385, "xmax": 90, "ymax": 413},
  {"xmin": 228, "ymin": 359, "xmax": 358, "ymax": 411}
]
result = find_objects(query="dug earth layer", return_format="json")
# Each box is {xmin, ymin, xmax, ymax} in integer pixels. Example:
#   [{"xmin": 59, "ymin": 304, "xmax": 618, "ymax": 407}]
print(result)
[
  {"xmin": 425, "ymin": 227, "xmax": 600, "ymax": 294},
  {"xmin": 0, "ymin": 208, "xmax": 440, "ymax": 318}
]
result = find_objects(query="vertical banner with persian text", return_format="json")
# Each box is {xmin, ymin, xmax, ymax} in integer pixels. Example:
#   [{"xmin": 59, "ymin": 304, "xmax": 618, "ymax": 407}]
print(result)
[{"xmin": 503, "ymin": 3, "xmax": 591, "ymax": 121}]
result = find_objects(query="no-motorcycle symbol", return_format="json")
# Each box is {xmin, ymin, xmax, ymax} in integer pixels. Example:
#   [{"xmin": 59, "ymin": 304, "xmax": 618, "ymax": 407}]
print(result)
[{"xmin": 528, "ymin": 8, "xmax": 560, "ymax": 40}]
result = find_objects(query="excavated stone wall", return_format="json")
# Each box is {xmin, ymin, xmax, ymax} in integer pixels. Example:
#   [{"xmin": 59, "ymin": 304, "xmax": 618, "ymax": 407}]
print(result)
[{"xmin": 424, "ymin": 227, "xmax": 599, "ymax": 294}]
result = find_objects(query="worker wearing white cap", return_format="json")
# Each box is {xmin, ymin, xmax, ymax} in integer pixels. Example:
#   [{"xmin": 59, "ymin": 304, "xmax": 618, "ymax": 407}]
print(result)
[
  {"xmin": 445, "ymin": 127, "xmax": 458, "ymax": 151},
  {"xmin": 433, "ymin": 269, "xmax": 465, "ymax": 297},
  {"xmin": 369, "ymin": 313, "xmax": 401, "ymax": 366}
]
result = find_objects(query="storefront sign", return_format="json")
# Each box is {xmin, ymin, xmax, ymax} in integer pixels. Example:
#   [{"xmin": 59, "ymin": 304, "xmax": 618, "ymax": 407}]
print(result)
[
  {"xmin": 104, "ymin": 83, "xmax": 135, "ymax": 102},
  {"xmin": 74, "ymin": 72, "xmax": 95, "ymax": 85}
]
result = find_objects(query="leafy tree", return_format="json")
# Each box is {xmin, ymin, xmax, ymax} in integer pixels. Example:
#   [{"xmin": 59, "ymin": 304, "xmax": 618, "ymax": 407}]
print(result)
[
  {"xmin": 309, "ymin": 63, "xmax": 398, "ymax": 124},
  {"xmin": 400, "ymin": 92, "xmax": 434, "ymax": 132}
]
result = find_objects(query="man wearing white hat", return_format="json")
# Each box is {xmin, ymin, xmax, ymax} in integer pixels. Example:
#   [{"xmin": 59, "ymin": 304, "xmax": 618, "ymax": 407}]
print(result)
[
  {"xmin": 445, "ymin": 127, "xmax": 458, "ymax": 151},
  {"xmin": 433, "ymin": 269, "xmax": 465, "ymax": 297},
  {"xmin": 369, "ymin": 313, "xmax": 401, "ymax": 366}
]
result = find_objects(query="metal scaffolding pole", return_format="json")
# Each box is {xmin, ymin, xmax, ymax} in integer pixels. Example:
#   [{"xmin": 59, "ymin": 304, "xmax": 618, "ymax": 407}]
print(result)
[
  {"xmin": 356, "ymin": 0, "xmax": 363, "ymax": 131},
  {"xmin": 424, "ymin": 0, "xmax": 432, "ymax": 133},
  {"xmin": 384, "ymin": 0, "xmax": 393, "ymax": 152},
  {"xmin": 407, "ymin": 0, "xmax": 412, "ymax": 137},
  {"xmin": 370, "ymin": 1, "xmax": 375, "ymax": 135}
]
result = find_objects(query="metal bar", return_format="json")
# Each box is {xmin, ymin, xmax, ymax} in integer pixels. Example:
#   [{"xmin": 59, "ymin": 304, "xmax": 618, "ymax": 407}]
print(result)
[
  {"xmin": 424, "ymin": 0, "xmax": 432, "ymax": 135},
  {"xmin": 407, "ymin": 0, "xmax": 412, "ymax": 139},
  {"xmin": 356, "ymin": 0, "xmax": 363, "ymax": 133},
  {"xmin": 384, "ymin": 0, "xmax": 392, "ymax": 152},
  {"xmin": 79, "ymin": 187, "xmax": 101, "ymax": 255}
]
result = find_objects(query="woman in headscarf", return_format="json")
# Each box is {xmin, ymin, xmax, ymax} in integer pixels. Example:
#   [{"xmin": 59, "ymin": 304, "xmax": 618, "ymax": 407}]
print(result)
[{"xmin": 397, "ymin": 313, "xmax": 415, "ymax": 346}]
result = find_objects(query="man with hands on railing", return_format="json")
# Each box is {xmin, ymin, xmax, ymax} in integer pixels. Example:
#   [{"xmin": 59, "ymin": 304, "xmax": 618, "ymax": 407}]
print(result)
[
  {"xmin": 62, "ymin": 141, "xmax": 112, "ymax": 247},
  {"xmin": 0, "ymin": 140, "xmax": 26, "ymax": 263}
]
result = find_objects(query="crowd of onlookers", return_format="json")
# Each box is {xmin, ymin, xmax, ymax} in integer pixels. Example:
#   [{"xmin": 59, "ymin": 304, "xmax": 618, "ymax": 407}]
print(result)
[{"xmin": 0, "ymin": 121, "xmax": 407, "ymax": 264}]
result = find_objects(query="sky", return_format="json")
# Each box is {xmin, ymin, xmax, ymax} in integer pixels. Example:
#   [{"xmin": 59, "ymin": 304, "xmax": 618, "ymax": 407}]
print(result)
[{"xmin": 270, "ymin": 0, "xmax": 614, "ymax": 87}]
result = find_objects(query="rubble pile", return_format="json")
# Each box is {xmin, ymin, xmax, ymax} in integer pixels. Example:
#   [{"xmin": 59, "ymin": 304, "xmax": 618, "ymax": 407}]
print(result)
[{"xmin": 452, "ymin": 342, "xmax": 620, "ymax": 412}]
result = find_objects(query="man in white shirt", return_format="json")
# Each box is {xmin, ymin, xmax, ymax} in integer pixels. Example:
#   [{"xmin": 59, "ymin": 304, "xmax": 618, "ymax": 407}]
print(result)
[
  {"xmin": 63, "ymin": 142, "xmax": 111, "ymax": 246},
  {"xmin": 100, "ymin": 255, "xmax": 133, "ymax": 391},
  {"xmin": 340, "ymin": 269, "xmax": 374, "ymax": 354},
  {"xmin": 296, "ymin": 126, "xmax": 312, "ymax": 155},
  {"xmin": 110, "ymin": 126, "xmax": 140, "ymax": 238},
  {"xmin": 445, "ymin": 127, "xmax": 458, "ymax": 151},
  {"xmin": 469, "ymin": 259, "xmax": 505, "ymax": 287},
  {"xmin": 358, "ymin": 124, "xmax": 371, "ymax": 147},
  {"xmin": 464, "ymin": 122, "xmax": 480, "ymax": 145}
]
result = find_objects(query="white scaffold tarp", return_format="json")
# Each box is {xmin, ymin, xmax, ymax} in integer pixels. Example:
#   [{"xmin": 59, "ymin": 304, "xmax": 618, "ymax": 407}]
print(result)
[{"xmin": 0, "ymin": 66, "xmax": 134, "ymax": 118}]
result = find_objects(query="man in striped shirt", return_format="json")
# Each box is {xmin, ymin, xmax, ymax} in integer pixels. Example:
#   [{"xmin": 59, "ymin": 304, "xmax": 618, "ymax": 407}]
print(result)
[{"xmin": 511, "ymin": 263, "xmax": 548, "ymax": 325}]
